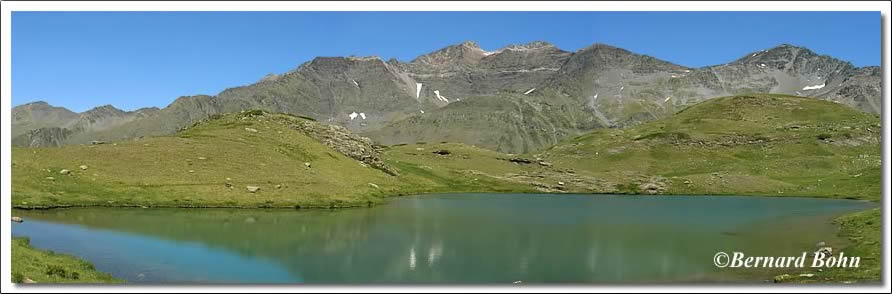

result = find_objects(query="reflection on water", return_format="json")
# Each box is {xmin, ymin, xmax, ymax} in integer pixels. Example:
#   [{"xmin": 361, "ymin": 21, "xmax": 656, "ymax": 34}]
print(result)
[{"xmin": 11, "ymin": 194, "xmax": 872, "ymax": 283}]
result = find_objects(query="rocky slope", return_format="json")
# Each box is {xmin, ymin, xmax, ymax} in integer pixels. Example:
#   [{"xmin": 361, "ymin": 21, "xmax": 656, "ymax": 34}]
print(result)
[{"xmin": 12, "ymin": 41, "xmax": 881, "ymax": 153}]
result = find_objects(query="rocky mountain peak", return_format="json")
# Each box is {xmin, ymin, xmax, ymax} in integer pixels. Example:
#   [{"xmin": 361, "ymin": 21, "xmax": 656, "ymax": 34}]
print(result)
[
  {"xmin": 259, "ymin": 73, "xmax": 282, "ymax": 83},
  {"xmin": 13, "ymin": 101, "xmax": 72, "ymax": 113},
  {"xmin": 17, "ymin": 100, "xmax": 50, "ymax": 108},
  {"xmin": 504, "ymin": 40, "xmax": 555, "ymax": 50},
  {"xmin": 411, "ymin": 41, "xmax": 489, "ymax": 66},
  {"xmin": 83, "ymin": 105, "xmax": 126, "ymax": 116},
  {"xmin": 459, "ymin": 40, "xmax": 482, "ymax": 49}
]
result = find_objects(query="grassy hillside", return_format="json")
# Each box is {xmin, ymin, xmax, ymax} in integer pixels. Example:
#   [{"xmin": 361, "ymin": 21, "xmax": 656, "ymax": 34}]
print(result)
[
  {"xmin": 12, "ymin": 111, "xmax": 398, "ymax": 209},
  {"xmin": 11, "ymin": 237, "xmax": 123, "ymax": 284},
  {"xmin": 539, "ymin": 94, "xmax": 882, "ymax": 200},
  {"xmin": 11, "ymin": 110, "xmax": 536, "ymax": 209}
]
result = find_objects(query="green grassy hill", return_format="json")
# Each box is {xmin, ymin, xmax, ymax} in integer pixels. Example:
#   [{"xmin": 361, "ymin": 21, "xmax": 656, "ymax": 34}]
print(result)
[
  {"xmin": 12, "ymin": 111, "xmax": 405, "ymax": 209},
  {"xmin": 11, "ymin": 110, "xmax": 538, "ymax": 209},
  {"xmin": 12, "ymin": 237, "xmax": 123, "ymax": 284},
  {"xmin": 539, "ymin": 94, "xmax": 882, "ymax": 200}
]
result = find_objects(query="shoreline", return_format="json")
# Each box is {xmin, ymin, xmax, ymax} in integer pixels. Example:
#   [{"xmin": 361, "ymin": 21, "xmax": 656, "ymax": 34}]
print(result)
[{"xmin": 10, "ymin": 189, "xmax": 879, "ymax": 210}]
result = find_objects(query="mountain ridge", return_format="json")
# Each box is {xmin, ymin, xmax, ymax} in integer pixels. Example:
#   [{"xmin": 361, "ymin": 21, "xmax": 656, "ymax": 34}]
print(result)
[{"xmin": 13, "ymin": 41, "xmax": 882, "ymax": 152}]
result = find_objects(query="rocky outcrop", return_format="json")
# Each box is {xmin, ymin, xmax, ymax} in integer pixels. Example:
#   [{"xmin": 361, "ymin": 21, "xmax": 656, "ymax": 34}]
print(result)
[
  {"xmin": 284, "ymin": 118, "xmax": 400, "ymax": 176},
  {"xmin": 11, "ymin": 127, "xmax": 73, "ymax": 147},
  {"xmin": 224, "ymin": 110, "xmax": 401, "ymax": 176}
]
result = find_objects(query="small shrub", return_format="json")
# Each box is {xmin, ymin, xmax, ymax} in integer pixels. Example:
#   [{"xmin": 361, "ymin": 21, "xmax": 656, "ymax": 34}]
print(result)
[
  {"xmin": 241, "ymin": 109, "xmax": 267, "ymax": 118},
  {"xmin": 12, "ymin": 272, "xmax": 24, "ymax": 283},
  {"xmin": 46, "ymin": 265, "xmax": 68, "ymax": 278},
  {"xmin": 615, "ymin": 183, "xmax": 642, "ymax": 194},
  {"xmin": 817, "ymin": 134, "xmax": 832, "ymax": 140}
]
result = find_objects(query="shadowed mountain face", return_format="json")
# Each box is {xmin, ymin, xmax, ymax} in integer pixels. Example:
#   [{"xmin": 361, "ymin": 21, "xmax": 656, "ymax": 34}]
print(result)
[{"xmin": 12, "ymin": 42, "xmax": 881, "ymax": 153}]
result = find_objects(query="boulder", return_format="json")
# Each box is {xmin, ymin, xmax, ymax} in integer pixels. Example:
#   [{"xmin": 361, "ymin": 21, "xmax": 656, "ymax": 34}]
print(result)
[
  {"xmin": 433, "ymin": 149, "xmax": 451, "ymax": 155},
  {"xmin": 537, "ymin": 161, "xmax": 553, "ymax": 167},
  {"xmin": 59, "ymin": 169, "xmax": 71, "ymax": 175},
  {"xmin": 815, "ymin": 247, "xmax": 833, "ymax": 257},
  {"xmin": 11, "ymin": 216, "xmax": 23, "ymax": 223},
  {"xmin": 508, "ymin": 157, "xmax": 533, "ymax": 164},
  {"xmin": 304, "ymin": 162, "xmax": 312, "ymax": 168},
  {"xmin": 45, "ymin": 177, "xmax": 55, "ymax": 181},
  {"xmin": 639, "ymin": 183, "xmax": 661, "ymax": 194},
  {"xmin": 275, "ymin": 184, "xmax": 282, "ymax": 189},
  {"xmin": 368, "ymin": 183, "xmax": 380, "ymax": 189},
  {"xmin": 91, "ymin": 140, "xmax": 105, "ymax": 145},
  {"xmin": 79, "ymin": 165, "xmax": 88, "ymax": 170},
  {"xmin": 773, "ymin": 274, "xmax": 791, "ymax": 283},
  {"xmin": 244, "ymin": 127, "xmax": 259, "ymax": 133},
  {"xmin": 246, "ymin": 186, "xmax": 261, "ymax": 193}
]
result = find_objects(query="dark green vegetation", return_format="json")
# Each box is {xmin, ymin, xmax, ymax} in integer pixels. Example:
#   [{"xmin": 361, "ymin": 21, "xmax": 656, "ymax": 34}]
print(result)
[
  {"xmin": 11, "ymin": 94, "xmax": 882, "ymax": 283},
  {"xmin": 11, "ymin": 237, "xmax": 123, "ymax": 284}
]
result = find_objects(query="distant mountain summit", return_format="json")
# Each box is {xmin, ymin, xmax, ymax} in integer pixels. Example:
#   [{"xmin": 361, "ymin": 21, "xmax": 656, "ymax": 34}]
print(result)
[{"xmin": 13, "ymin": 41, "xmax": 881, "ymax": 152}]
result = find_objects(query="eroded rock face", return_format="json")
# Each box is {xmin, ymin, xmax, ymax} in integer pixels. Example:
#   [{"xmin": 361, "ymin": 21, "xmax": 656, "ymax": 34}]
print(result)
[
  {"xmin": 290, "ymin": 121, "xmax": 400, "ymax": 176},
  {"xmin": 247, "ymin": 111, "xmax": 400, "ymax": 176},
  {"xmin": 12, "ymin": 127, "xmax": 72, "ymax": 147}
]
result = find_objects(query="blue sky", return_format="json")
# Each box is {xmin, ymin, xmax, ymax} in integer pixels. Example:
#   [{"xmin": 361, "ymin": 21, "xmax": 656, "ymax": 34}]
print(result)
[{"xmin": 12, "ymin": 11, "xmax": 880, "ymax": 112}]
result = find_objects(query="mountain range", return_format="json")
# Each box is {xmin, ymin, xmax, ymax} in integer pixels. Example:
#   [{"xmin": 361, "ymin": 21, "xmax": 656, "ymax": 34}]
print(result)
[{"xmin": 12, "ymin": 41, "xmax": 881, "ymax": 153}]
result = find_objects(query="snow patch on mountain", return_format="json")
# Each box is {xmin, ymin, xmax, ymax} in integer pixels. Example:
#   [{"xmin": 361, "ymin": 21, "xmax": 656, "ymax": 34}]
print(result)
[
  {"xmin": 434, "ymin": 90, "xmax": 449, "ymax": 103},
  {"xmin": 802, "ymin": 83, "xmax": 826, "ymax": 90},
  {"xmin": 415, "ymin": 83, "xmax": 423, "ymax": 99}
]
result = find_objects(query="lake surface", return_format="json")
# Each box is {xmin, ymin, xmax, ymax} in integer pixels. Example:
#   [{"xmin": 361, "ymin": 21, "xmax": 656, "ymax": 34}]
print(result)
[{"xmin": 11, "ymin": 194, "xmax": 873, "ymax": 284}]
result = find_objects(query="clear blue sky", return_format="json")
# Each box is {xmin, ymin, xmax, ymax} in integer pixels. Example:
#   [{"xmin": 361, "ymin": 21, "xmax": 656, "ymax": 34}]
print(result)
[{"xmin": 12, "ymin": 11, "xmax": 880, "ymax": 112}]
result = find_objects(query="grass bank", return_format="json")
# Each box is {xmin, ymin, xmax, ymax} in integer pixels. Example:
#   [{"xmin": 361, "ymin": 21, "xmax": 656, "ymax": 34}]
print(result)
[{"xmin": 11, "ymin": 237, "xmax": 123, "ymax": 284}]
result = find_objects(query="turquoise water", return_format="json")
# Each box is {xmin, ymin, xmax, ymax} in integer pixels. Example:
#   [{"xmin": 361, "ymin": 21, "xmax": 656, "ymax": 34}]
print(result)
[{"xmin": 11, "ymin": 194, "xmax": 873, "ymax": 283}]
